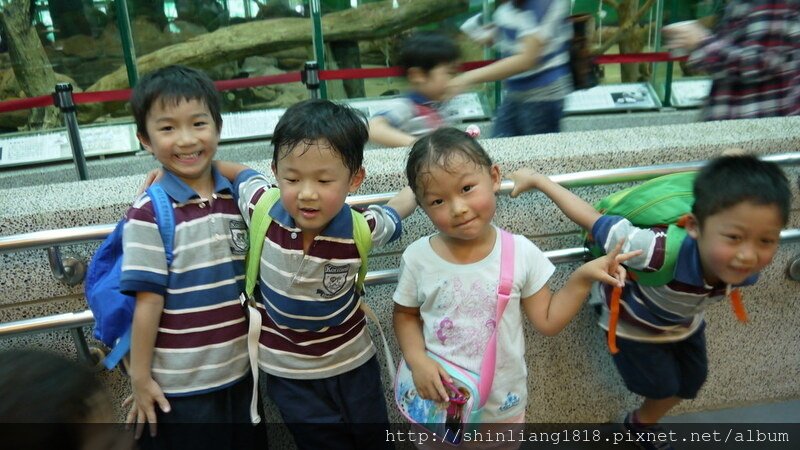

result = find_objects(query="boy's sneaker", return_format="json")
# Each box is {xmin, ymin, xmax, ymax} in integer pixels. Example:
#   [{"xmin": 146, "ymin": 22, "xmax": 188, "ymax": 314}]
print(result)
[{"xmin": 621, "ymin": 412, "xmax": 675, "ymax": 450}]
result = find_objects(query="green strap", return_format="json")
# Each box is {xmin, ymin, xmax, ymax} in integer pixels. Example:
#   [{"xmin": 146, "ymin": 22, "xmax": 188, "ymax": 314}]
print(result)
[
  {"xmin": 245, "ymin": 188, "xmax": 281, "ymax": 299},
  {"xmin": 351, "ymin": 210, "xmax": 372, "ymax": 294},
  {"xmin": 245, "ymin": 189, "xmax": 372, "ymax": 298}
]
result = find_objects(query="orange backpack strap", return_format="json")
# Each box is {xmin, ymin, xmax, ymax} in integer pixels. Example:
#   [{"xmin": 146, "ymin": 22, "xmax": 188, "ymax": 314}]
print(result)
[
  {"xmin": 729, "ymin": 288, "xmax": 748, "ymax": 323},
  {"xmin": 607, "ymin": 286, "xmax": 622, "ymax": 354}
]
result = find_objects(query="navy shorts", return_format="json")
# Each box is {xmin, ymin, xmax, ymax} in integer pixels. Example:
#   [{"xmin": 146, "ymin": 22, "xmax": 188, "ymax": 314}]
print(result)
[
  {"xmin": 137, "ymin": 375, "xmax": 268, "ymax": 450},
  {"xmin": 611, "ymin": 324, "xmax": 708, "ymax": 400},
  {"xmin": 264, "ymin": 355, "xmax": 393, "ymax": 450}
]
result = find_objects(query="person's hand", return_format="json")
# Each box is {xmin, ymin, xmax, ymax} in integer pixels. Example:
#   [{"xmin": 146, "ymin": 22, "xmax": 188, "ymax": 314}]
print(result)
[
  {"xmin": 509, "ymin": 168, "xmax": 548, "ymax": 198},
  {"xmin": 578, "ymin": 240, "xmax": 642, "ymax": 287},
  {"xmin": 409, "ymin": 355, "xmax": 451, "ymax": 403},
  {"xmin": 445, "ymin": 74, "xmax": 472, "ymax": 101},
  {"xmin": 128, "ymin": 377, "xmax": 171, "ymax": 439},
  {"xmin": 662, "ymin": 21, "xmax": 710, "ymax": 53},
  {"xmin": 136, "ymin": 168, "xmax": 164, "ymax": 197}
]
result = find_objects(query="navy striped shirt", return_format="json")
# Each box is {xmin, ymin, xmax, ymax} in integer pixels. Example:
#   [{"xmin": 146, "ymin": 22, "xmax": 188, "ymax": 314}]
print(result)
[
  {"xmin": 235, "ymin": 170, "xmax": 403, "ymax": 379},
  {"xmin": 589, "ymin": 215, "xmax": 757, "ymax": 342},
  {"xmin": 120, "ymin": 169, "xmax": 250, "ymax": 396}
]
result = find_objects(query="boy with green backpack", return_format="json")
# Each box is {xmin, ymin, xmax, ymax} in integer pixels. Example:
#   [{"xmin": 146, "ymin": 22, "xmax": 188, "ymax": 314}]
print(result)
[
  {"xmin": 215, "ymin": 99, "xmax": 416, "ymax": 449},
  {"xmin": 510, "ymin": 154, "xmax": 791, "ymax": 450}
]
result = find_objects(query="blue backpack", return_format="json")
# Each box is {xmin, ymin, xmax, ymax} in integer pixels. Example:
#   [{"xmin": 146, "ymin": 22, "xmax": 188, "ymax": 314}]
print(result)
[{"xmin": 84, "ymin": 184, "xmax": 175, "ymax": 369}]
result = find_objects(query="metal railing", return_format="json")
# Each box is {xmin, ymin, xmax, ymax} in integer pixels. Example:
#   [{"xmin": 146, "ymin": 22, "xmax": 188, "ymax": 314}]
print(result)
[{"xmin": 2, "ymin": 153, "xmax": 799, "ymax": 358}]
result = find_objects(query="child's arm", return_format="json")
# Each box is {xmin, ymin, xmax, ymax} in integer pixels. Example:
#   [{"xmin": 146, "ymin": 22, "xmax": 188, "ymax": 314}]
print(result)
[
  {"xmin": 128, "ymin": 292, "xmax": 171, "ymax": 438},
  {"xmin": 523, "ymin": 241, "xmax": 640, "ymax": 336},
  {"xmin": 510, "ymin": 168, "xmax": 602, "ymax": 231},
  {"xmin": 215, "ymin": 160, "xmax": 252, "ymax": 182},
  {"xmin": 385, "ymin": 186, "xmax": 417, "ymax": 220},
  {"xmin": 368, "ymin": 116, "xmax": 416, "ymax": 148},
  {"xmin": 393, "ymin": 304, "xmax": 451, "ymax": 403}
]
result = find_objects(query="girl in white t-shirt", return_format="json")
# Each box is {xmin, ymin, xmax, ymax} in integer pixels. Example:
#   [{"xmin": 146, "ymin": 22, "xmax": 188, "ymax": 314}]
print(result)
[{"xmin": 393, "ymin": 128, "xmax": 638, "ymax": 439}]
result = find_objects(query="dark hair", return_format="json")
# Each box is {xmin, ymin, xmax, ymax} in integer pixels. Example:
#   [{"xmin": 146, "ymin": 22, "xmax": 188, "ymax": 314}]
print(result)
[
  {"xmin": 131, "ymin": 65, "xmax": 222, "ymax": 140},
  {"xmin": 0, "ymin": 349, "xmax": 112, "ymax": 448},
  {"xmin": 271, "ymin": 99, "xmax": 367, "ymax": 175},
  {"xmin": 406, "ymin": 127, "xmax": 493, "ymax": 195},
  {"xmin": 693, "ymin": 154, "xmax": 791, "ymax": 226},
  {"xmin": 397, "ymin": 31, "xmax": 461, "ymax": 74}
]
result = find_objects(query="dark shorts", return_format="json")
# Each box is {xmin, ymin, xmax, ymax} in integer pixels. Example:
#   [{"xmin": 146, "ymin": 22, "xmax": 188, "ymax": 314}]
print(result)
[
  {"xmin": 611, "ymin": 324, "xmax": 708, "ymax": 400},
  {"xmin": 264, "ymin": 355, "xmax": 393, "ymax": 450},
  {"xmin": 137, "ymin": 374, "xmax": 268, "ymax": 450}
]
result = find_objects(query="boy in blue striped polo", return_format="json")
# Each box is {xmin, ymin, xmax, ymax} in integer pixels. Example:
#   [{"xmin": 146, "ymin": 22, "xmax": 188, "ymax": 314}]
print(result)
[
  {"xmin": 510, "ymin": 155, "xmax": 791, "ymax": 450},
  {"xmin": 120, "ymin": 65, "xmax": 266, "ymax": 449},
  {"xmin": 217, "ymin": 99, "xmax": 416, "ymax": 449}
]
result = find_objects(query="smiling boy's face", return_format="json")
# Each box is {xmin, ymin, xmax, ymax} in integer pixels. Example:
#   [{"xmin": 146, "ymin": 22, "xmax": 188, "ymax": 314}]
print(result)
[
  {"xmin": 687, "ymin": 200, "xmax": 784, "ymax": 286},
  {"xmin": 138, "ymin": 97, "xmax": 219, "ymax": 194},
  {"xmin": 272, "ymin": 138, "xmax": 364, "ymax": 245}
]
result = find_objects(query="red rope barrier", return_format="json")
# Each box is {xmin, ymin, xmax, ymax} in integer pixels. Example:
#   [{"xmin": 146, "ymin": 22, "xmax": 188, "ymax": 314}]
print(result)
[
  {"xmin": 0, "ymin": 95, "xmax": 54, "ymax": 113},
  {"xmin": 595, "ymin": 51, "xmax": 687, "ymax": 64},
  {"xmin": 0, "ymin": 53, "xmax": 687, "ymax": 114},
  {"xmin": 215, "ymin": 72, "xmax": 302, "ymax": 91}
]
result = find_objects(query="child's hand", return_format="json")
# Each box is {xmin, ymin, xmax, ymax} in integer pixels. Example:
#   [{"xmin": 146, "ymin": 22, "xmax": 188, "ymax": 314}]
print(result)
[
  {"xmin": 410, "ymin": 355, "xmax": 452, "ymax": 403},
  {"xmin": 579, "ymin": 240, "xmax": 642, "ymax": 287},
  {"xmin": 136, "ymin": 168, "xmax": 164, "ymax": 197},
  {"xmin": 509, "ymin": 168, "xmax": 547, "ymax": 198},
  {"xmin": 128, "ymin": 376, "xmax": 171, "ymax": 439}
]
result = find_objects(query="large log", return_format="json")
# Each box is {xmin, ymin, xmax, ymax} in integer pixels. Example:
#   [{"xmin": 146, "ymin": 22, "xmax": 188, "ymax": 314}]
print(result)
[{"xmin": 86, "ymin": 0, "xmax": 467, "ymax": 94}]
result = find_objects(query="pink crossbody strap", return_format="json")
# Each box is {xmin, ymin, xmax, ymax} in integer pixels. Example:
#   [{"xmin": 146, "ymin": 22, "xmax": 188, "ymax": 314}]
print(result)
[{"xmin": 477, "ymin": 229, "xmax": 515, "ymax": 407}]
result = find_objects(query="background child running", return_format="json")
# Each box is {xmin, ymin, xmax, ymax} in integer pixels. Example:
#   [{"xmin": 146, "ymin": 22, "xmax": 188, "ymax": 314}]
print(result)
[
  {"xmin": 393, "ymin": 127, "xmax": 638, "ymax": 447},
  {"xmin": 510, "ymin": 154, "xmax": 791, "ymax": 450},
  {"xmin": 121, "ymin": 65, "xmax": 266, "ymax": 449},
  {"xmin": 368, "ymin": 31, "xmax": 461, "ymax": 148},
  {"xmin": 216, "ymin": 99, "xmax": 417, "ymax": 449}
]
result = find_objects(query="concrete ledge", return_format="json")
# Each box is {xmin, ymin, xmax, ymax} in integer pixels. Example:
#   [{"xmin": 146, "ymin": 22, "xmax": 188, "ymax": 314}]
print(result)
[{"xmin": 1, "ymin": 116, "xmax": 798, "ymax": 428}]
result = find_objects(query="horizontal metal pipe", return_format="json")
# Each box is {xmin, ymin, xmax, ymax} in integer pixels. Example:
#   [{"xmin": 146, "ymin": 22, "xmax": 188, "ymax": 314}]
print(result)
[
  {"xmin": 2, "ymin": 152, "xmax": 798, "ymax": 253},
  {"xmin": 4, "ymin": 227, "xmax": 800, "ymax": 339}
]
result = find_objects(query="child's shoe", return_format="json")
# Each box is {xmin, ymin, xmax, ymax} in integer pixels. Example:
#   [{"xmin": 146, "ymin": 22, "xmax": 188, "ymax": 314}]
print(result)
[{"xmin": 621, "ymin": 411, "xmax": 675, "ymax": 450}]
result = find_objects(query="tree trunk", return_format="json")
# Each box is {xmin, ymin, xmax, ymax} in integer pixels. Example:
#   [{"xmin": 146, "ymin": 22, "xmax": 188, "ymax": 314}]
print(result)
[
  {"xmin": 79, "ymin": 0, "xmax": 467, "ymax": 122},
  {"xmin": 617, "ymin": 0, "xmax": 643, "ymax": 82},
  {"xmin": 0, "ymin": 0, "xmax": 61, "ymax": 129}
]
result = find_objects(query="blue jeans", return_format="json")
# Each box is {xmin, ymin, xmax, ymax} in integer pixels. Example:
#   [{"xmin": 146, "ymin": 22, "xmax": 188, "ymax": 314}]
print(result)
[{"xmin": 491, "ymin": 97, "xmax": 564, "ymax": 138}]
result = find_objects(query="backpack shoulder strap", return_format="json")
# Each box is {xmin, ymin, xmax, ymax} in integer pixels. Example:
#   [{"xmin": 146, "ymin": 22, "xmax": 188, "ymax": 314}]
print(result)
[
  {"xmin": 146, "ymin": 184, "xmax": 175, "ymax": 265},
  {"xmin": 350, "ymin": 209, "xmax": 373, "ymax": 294},
  {"xmin": 245, "ymin": 188, "xmax": 281, "ymax": 299}
]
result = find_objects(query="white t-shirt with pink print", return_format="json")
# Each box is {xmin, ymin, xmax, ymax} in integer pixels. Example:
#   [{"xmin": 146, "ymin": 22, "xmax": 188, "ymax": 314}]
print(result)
[{"xmin": 393, "ymin": 226, "xmax": 555, "ymax": 422}]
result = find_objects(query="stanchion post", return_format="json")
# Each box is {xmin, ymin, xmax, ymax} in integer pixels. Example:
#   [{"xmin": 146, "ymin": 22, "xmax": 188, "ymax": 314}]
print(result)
[
  {"xmin": 302, "ymin": 61, "xmax": 321, "ymax": 100},
  {"xmin": 53, "ymin": 83, "xmax": 89, "ymax": 181}
]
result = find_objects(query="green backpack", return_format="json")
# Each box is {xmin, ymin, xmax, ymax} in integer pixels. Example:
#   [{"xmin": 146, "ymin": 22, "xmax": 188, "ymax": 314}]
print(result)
[
  {"xmin": 586, "ymin": 171, "xmax": 696, "ymax": 286},
  {"xmin": 586, "ymin": 171, "xmax": 746, "ymax": 354}
]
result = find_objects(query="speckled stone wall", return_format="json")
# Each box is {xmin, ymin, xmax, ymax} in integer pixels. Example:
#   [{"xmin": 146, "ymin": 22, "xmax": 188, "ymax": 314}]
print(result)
[{"xmin": 1, "ymin": 117, "xmax": 798, "ymax": 436}]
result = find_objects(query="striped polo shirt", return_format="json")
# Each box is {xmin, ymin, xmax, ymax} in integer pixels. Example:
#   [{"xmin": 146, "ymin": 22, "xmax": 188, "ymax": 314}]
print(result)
[
  {"xmin": 493, "ymin": 0, "xmax": 573, "ymax": 96},
  {"xmin": 120, "ymin": 169, "xmax": 250, "ymax": 396},
  {"xmin": 588, "ymin": 215, "xmax": 758, "ymax": 343},
  {"xmin": 234, "ymin": 170, "xmax": 402, "ymax": 379},
  {"xmin": 372, "ymin": 92, "xmax": 454, "ymax": 138}
]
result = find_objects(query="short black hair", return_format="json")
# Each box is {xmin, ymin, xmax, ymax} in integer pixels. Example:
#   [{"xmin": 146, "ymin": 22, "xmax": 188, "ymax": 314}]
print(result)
[
  {"xmin": 131, "ymin": 65, "xmax": 222, "ymax": 140},
  {"xmin": 397, "ymin": 31, "xmax": 461, "ymax": 74},
  {"xmin": 406, "ymin": 127, "xmax": 492, "ymax": 196},
  {"xmin": 0, "ymin": 349, "xmax": 111, "ymax": 448},
  {"xmin": 693, "ymin": 154, "xmax": 791, "ymax": 226},
  {"xmin": 271, "ymin": 99, "xmax": 367, "ymax": 175}
]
